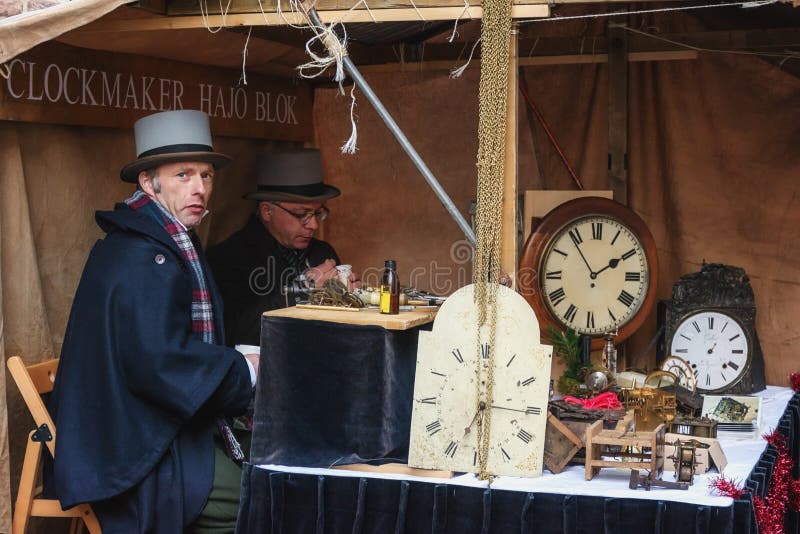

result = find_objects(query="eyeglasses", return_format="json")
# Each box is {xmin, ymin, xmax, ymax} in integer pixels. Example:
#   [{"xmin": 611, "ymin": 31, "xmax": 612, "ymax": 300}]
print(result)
[{"xmin": 269, "ymin": 202, "xmax": 329, "ymax": 225}]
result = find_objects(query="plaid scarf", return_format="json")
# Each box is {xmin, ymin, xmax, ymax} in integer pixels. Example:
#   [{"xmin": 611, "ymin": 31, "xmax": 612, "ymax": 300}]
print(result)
[
  {"xmin": 125, "ymin": 190, "xmax": 245, "ymax": 461},
  {"xmin": 126, "ymin": 190, "xmax": 215, "ymax": 341}
]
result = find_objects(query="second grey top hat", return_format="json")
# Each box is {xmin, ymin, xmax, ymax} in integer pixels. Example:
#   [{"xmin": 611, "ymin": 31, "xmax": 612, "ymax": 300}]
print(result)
[
  {"xmin": 244, "ymin": 148, "xmax": 341, "ymax": 202},
  {"xmin": 120, "ymin": 110, "xmax": 231, "ymax": 183}
]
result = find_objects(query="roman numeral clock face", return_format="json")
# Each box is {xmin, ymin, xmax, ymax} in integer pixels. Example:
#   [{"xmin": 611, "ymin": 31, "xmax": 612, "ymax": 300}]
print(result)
[
  {"xmin": 540, "ymin": 216, "xmax": 649, "ymax": 335},
  {"xmin": 408, "ymin": 284, "xmax": 553, "ymax": 478},
  {"xmin": 669, "ymin": 311, "xmax": 750, "ymax": 393}
]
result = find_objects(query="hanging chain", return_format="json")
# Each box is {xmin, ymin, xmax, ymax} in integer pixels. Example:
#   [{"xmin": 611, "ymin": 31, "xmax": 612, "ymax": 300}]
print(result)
[{"xmin": 473, "ymin": 0, "xmax": 512, "ymax": 482}]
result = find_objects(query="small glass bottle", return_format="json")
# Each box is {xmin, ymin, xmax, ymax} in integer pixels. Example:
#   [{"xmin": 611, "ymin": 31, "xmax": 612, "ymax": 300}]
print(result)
[{"xmin": 379, "ymin": 260, "xmax": 400, "ymax": 314}]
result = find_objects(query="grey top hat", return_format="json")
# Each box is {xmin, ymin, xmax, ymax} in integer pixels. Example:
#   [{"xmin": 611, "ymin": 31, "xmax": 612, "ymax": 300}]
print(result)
[
  {"xmin": 243, "ymin": 148, "xmax": 341, "ymax": 203},
  {"xmin": 120, "ymin": 110, "xmax": 231, "ymax": 183}
]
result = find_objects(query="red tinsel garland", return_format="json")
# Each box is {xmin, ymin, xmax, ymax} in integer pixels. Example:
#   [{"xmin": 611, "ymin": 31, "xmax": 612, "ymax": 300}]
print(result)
[
  {"xmin": 710, "ymin": 430, "xmax": 800, "ymax": 534},
  {"xmin": 790, "ymin": 372, "xmax": 800, "ymax": 392},
  {"xmin": 708, "ymin": 375, "xmax": 800, "ymax": 534},
  {"xmin": 709, "ymin": 475, "xmax": 747, "ymax": 500},
  {"xmin": 753, "ymin": 431, "xmax": 797, "ymax": 534}
]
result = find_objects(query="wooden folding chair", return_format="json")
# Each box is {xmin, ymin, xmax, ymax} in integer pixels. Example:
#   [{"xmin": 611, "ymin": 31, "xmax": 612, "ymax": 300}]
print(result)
[{"xmin": 7, "ymin": 356, "xmax": 101, "ymax": 534}]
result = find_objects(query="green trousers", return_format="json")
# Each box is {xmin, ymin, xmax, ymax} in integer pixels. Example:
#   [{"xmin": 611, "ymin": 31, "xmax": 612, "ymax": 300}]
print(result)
[{"xmin": 189, "ymin": 435, "xmax": 249, "ymax": 534}]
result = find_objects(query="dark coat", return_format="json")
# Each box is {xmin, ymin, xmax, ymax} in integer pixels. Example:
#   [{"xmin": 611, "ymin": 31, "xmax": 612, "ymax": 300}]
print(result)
[
  {"xmin": 48, "ymin": 203, "xmax": 252, "ymax": 532},
  {"xmin": 207, "ymin": 215, "xmax": 339, "ymax": 346}
]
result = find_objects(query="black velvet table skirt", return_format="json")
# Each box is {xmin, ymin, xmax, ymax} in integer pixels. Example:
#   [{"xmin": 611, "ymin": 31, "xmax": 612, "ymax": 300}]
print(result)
[
  {"xmin": 252, "ymin": 316, "xmax": 427, "ymax": 467},
  {"xmin": 238, "ymin": 394, "xmax": 800, "ymax": 534}
]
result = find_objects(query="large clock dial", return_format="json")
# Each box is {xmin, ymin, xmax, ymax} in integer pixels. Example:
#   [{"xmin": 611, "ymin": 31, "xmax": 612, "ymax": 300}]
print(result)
[
  {"xmin": 519, "ymin": 197, "xmax": 658, "ymax": 349},
  {"xmin": 408, "ymin": 284, "xmax": 553, "ymax": 477},
  {"xmin": 540, "ymin": 216, "xmax": 648, "ymax": 335},
  {"xmin": 669, "ymin": 310, "xmax": 751, "ymax": 393}
]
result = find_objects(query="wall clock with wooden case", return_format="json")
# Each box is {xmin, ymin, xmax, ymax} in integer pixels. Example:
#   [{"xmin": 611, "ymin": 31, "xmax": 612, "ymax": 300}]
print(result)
[
  {"xmin": 407, "ymin": 284, "xmax": 553, "ymax": 477},
  {"xmin": 519, "ymin": 197, "xmax": 659, "ymax": 349},
  {"xmin": 658, "ymin": 263, "xmax": 766, "ymax": 395}
]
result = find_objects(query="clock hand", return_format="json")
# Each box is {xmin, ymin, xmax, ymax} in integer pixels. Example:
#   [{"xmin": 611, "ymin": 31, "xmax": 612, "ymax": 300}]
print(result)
[
  {"xmin": 574, "ymin": 243, "xmax": 596, "ymax": 276},
  {"xmin": 707, "ymin": 343, "xmax": 717, "ymax": 354},
  {"xmin": 490, "ymin": 405, "xmax": 526, "ymax": 414},
  {"xmin": 594, "ymin": 257, "xmax": 621, "ymax": 276},
  {"xmin": 463, "ymin": 401, "xmax": 486, "ymax": 437}
]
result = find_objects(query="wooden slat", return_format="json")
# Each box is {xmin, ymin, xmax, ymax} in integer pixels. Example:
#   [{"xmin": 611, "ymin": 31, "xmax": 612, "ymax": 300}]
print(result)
[
  {"xmin": 77, "ymin": 5, "xmax": 549, "ymax": 31},
  {"xmin": 165, "ymin": 0, "xmax": 707, "ymax": 13},
  {"xmin": 6, "ymin": 358, "xmax": 57, "ymax": 456},
  {"xmin": 358, "ymin": 50, "xmax": 698, "ymax": 73},
  {"xmin": 332, "ymin": 462, "xmax": 453, "ymax": 478},
  {"xmin": 264, "ymin": 305, "xmax": 437, "ymax": 330},
  {"xmin": 607, "ymin": 23, "xmax": 628, "ymax": 204},
  {"xmin": 167, "ymin": 0, "xmax": 541, "ymax": 14},
  {"xmin": 501, "ymin": 33, "xmax": 519, "ymax": 288},
  {"xmin": 23, "ymin": 359, "xmax": 59, "ymax": 395},
  {"xmin": 29, "ymin": 501, "xmax": 86, "ymax": 517}
]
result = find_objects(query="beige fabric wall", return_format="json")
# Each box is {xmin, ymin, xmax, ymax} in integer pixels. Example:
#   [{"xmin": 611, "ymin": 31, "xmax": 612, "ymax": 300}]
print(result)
[
  {"xmin": 0, "ymin": 121, "xmax": 280, "ymax": 532},
  {"xmin": 314, "ymin": 51, "xmax": 800, "ymax": 385}
]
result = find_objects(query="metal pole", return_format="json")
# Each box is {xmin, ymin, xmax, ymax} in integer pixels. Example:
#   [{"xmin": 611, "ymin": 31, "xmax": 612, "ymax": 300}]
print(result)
[{"xmin": 304, "ymin": 8, "xmax": 477, "ymax": 247}]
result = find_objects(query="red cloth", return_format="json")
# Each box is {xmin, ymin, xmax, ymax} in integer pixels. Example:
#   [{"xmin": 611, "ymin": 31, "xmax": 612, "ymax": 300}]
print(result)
[{"xmin": 561, "ymin": 392, "xmax": 622, "ymax": 410}]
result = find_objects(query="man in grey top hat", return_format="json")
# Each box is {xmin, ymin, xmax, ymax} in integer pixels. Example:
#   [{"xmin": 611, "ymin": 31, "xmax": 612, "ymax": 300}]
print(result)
[
  {"xmin": 208, "ymin": 148, "xmax": 348, "ymax": 347},
  {"xmin": 48, "ymin": 109, "xmax": 257, "ymax": 533}
]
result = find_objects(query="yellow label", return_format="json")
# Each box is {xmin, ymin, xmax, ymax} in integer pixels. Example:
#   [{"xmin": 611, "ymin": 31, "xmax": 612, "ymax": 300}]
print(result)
[{"xmin": 379, "ymin": 285, "xmax": 391, "ymax": 313}]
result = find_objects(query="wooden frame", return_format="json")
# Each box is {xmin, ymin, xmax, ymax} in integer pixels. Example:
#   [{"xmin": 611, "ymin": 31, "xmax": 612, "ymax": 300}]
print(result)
[
  {"xmin": 584, "ymin": 419, "xmax": 666, "ymax": 481},
  {"xmin": 7, "ymin": 356, "xmax": 101, "ymax": 534},
  {"xmin": 543, "ymin": 413, "xmax": 584, "ymax": 473},
  {"xmin": 518, "ymin": 196, "xmax": 660, "ymax": 350}
]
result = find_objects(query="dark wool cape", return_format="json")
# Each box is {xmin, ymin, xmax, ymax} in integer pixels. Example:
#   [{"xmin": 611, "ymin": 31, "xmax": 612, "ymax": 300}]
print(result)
[
  {"xmin": 48, "ymin": 203, "xmax": 252, "ymax": 532},
  {"xmin": 207, "ymin": 214, "xmax": 339, "ymax": 346}
]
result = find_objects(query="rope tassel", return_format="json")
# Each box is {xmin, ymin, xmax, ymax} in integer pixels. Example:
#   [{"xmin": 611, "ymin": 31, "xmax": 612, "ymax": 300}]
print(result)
[{"xmin": 296, "ymin": 16, "xmax": 360, "ymax": 154}]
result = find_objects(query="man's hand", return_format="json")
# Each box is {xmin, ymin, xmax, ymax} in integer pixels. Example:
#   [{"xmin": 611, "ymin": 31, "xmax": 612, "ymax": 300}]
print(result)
[
  {"xmin": 304, "ymin": 259, "xmax": 338, "ymax": 286},
  {"xmin": 348, "ymin": 271, "xmax": 362, "ymax": 291},
  {"xmin": 498, "ymin": 268, "xmax": 512, "ymax": 288}
]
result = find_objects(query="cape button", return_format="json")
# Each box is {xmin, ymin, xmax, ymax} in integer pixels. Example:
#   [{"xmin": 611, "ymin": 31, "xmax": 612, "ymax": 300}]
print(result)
[{"xmin": 154, "ymin": 254, "xmax": 166, "ymax": 265}]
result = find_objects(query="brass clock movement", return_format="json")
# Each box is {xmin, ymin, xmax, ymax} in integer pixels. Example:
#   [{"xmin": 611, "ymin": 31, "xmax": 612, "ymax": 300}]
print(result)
[
  {"xmin": 657, "ymin": 263, "xmax": 766, "ymax": 394},
  {"xmin": 408, "ymin": 284, "xmax": 553, "ymax": 477},
  {"xmin": 519, "ymin": 197, "xmax": 659, "ymax": 348}
]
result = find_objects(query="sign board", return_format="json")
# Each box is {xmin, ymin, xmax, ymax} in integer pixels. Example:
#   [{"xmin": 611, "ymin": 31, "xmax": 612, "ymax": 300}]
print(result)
[{"xmin": 0, "ymin": 42, "xmax": 313, "ymax": 141}]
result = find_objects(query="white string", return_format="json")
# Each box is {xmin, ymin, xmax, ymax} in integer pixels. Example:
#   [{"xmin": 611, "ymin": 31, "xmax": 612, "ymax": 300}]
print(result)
[
  {"xmin": 527, "ymin": 36, "xmax": 540, "ymax": 56},
  {"xmin": 199, "ymin": 0, "xmax": 233, "ymax": 33},
  {"xmin": 518, "ymin": 0, "xmax": 778, "ymax": 24},
  {"xmin": 779, "ymin": 53, "xmax": 800, "ymax": 68},
  {"xmin": 346, "ymin": 0, "xmax": 378, "ymax": 23},
  {"xmin": 450, "ymin": 37, "xmax": 481, "ymax": 78},
  {"xmin": 297, "ymin": 22, "xmax": 349, "ymax": 93},
  {"xmin": 293, "ymin": 0, "xmax": 390, "ymax": 154},
  {"xmin": 621, "ymin": 24, "xmax": 800, "ymax": 60},
  {"xmin": 448, "ymin": 0, "xmax": 475, "ymax": 43},
  {"xmin": 239, "ymin": 26, "xmax": 252, "ymax": 86},
  {"xmin": 340, "ymin": 84, "xmax": 359, "ymax": 154},
  {"xmin": 408, "ymin": 0, "xmax": 427, "ymax": 21}
]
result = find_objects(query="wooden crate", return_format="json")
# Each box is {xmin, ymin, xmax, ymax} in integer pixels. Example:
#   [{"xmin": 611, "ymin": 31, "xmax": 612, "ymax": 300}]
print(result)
[{"xmin": 543, "ymin": 413, "xmax": 584, "ymax": 474}]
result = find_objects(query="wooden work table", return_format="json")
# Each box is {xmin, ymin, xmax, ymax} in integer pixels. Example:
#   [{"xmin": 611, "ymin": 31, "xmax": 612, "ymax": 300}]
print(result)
[{"xmin": 263, "ymin": 305, "xmax": 438, "ymax": 330}]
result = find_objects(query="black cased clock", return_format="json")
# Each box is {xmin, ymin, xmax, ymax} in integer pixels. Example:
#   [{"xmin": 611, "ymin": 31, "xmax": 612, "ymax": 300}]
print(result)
[{"xmin": 657, "ymin": 263, "xmax": 766, "ymax": 394}]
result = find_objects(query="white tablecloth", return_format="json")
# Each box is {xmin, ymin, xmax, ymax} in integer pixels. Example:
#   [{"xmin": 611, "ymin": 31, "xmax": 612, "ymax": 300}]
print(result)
[{"xmin": 259, "ymin": 385, "xmax": 795, "ymax": 508}]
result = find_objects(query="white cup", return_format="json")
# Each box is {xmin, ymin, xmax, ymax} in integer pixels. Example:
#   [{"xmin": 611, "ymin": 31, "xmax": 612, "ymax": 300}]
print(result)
[{"xmin": 336, "ymin": 264, "xmax": 352, "ymax": 287}]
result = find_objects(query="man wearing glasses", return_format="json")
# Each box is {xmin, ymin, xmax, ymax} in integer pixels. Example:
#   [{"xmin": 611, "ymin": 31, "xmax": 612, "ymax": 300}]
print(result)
[{"xmin": 208, "ymin": 148, "xmax": 346, "ymax": 347}]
